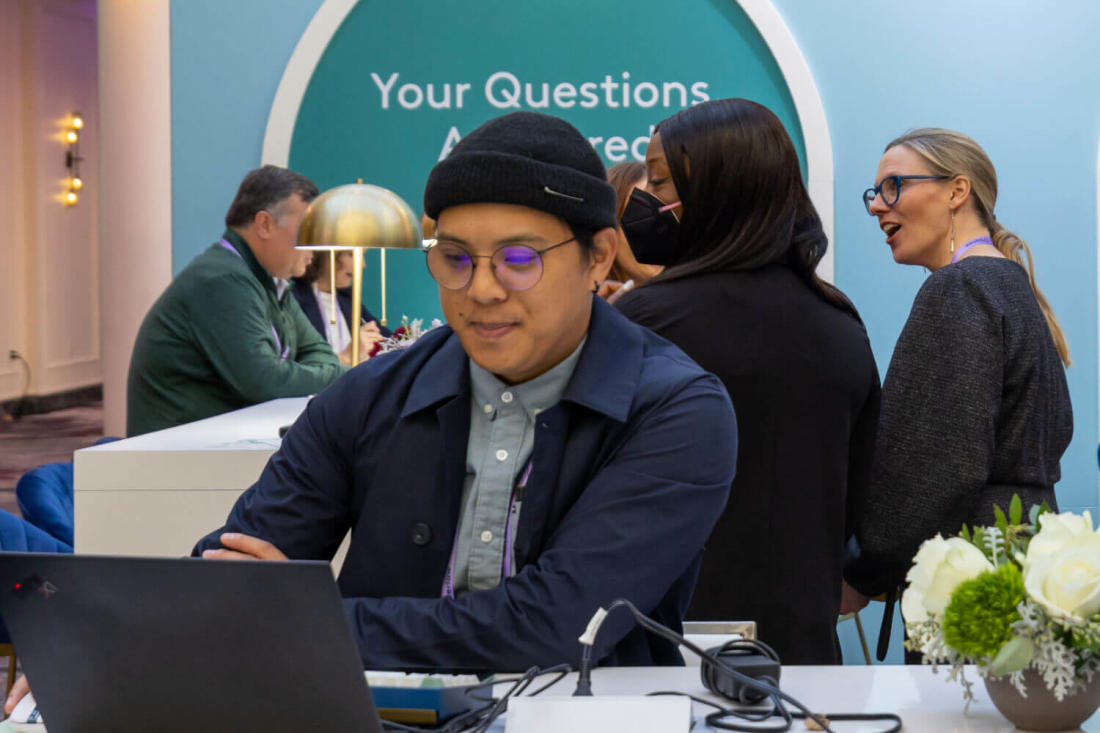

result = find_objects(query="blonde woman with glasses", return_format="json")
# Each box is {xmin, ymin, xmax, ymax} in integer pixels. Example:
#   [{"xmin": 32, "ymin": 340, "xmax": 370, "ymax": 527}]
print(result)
[{"xmin": 844, "ymin": 129, "xmax": 1073, "ymax": 656}]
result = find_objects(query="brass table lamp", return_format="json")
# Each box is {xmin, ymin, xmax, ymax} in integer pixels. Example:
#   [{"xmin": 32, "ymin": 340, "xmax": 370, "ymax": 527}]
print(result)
[{"xmin": 296, "ymin": 183, "xmax": 422, "ymax": 366}]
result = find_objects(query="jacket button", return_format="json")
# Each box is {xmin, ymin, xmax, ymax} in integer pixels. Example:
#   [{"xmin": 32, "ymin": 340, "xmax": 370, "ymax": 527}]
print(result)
[{"xmin": 410, "ymin": 523, "xmax": 432, "ymax": 546}]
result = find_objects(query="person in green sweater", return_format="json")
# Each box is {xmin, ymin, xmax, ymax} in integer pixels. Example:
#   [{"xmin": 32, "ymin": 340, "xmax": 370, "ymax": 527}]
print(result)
[{"xmin": 126, "ymin": 166, "xmax": 348, "ymax": 436}]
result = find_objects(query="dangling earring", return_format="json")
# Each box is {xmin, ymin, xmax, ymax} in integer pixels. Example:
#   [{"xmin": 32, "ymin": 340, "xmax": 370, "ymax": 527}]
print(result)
[{"xmin": 949, "ymin": 210, "xmax": 956, "ymax": 255}]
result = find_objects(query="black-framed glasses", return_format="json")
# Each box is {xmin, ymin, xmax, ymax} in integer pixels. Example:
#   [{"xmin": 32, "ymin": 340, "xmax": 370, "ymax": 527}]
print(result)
[
  {"xmin": 425, "ymin": 236, "xmax": 577, "ymax": 291},
  {"xmin": 862, "ymin": 175, "xmax": 950, "ymax": 214}
]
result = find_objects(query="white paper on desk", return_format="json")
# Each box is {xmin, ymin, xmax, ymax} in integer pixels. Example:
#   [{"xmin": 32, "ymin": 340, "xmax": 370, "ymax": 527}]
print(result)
[
  {"xmin": 505, "ymin": 696, "xmax": 690, "ymax": 733},
  {"xmin": 9, "ymin": 693, "xmax": 40, "ymax": 724}
]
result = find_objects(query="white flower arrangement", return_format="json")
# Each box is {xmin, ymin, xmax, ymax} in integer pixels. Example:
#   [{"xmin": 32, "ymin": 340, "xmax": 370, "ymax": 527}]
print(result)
[
  {"xmin": 903, "ymin": 498, "xmax": 1100, "ymax": 704},
  {"xmin": 376, "ymin": 316, "xmax": 443, "ymax": 355}
]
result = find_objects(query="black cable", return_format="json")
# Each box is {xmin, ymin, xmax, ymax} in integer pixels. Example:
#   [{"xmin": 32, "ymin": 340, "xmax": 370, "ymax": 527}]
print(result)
[
  {"xmin": 575, "ymin": 599, "xmax": 903, "ymax": 733},
  {"xmin": 378, "ymin": 664, "xmax": 571, "ymax": 733},
  {"xmin": 5, "ymin": 352, "xmax": 31, "ymax": 420},
  {"xmin": 575, "ymin": 599, "xmax": 833, "ymax": 732}
]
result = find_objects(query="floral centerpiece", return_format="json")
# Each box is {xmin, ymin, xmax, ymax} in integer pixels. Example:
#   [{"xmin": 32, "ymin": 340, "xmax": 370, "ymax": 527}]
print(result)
[
  {"xmin": 374, "ymin": 315, "xmax": 443, "ymax": 356},
  {"xmin": 903, "ymin": 496, "xmax": 1100, "ymax": 720}
]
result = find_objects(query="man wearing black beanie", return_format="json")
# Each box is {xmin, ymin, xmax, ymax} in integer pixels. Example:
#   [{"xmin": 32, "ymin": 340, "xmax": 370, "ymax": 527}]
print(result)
[{"xmin": 195, "ymin": 112, "xmax": 737, "ymax": 671}]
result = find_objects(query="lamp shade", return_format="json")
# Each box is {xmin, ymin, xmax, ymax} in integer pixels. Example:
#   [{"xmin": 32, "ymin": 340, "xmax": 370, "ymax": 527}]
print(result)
[{"xmin": 296, "ymin": 183, "xmax": 422, "ymax": 250}]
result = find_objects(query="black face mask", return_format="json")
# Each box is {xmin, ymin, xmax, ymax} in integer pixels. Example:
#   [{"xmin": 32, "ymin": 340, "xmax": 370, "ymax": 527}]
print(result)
[{"xmin": 619, "ymin": 188, "xmax": 681, "ymax": 267}]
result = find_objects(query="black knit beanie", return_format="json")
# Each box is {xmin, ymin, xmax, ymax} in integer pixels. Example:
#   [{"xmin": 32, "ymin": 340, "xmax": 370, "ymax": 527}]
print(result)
[{"xmin": 423, "ymin": 111, "xmax": 617, "ymax": 231}]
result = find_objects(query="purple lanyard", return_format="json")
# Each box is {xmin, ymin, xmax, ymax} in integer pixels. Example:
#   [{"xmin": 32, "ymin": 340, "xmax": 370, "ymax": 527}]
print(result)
[
  {"xmin": 441, "ymin": 458, "xmax": 534, "ymax": 599},
  {"xmin": 951, "ymin": 236, "xmax": 993, "ymax": 264},
  {"xmin": 218, "ymin": 238, "xmax": 290, "ymax": 361}
]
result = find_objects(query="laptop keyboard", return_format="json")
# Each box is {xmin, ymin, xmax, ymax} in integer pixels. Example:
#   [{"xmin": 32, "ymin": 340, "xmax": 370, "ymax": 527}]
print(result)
[{"xmin": 365, "ymin": 671, "xmax": 482, "ymax": 688}]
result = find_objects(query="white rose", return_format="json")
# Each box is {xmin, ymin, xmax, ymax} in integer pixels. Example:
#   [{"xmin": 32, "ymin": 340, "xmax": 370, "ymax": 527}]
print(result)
[
  {"xmin": 1024, "ymin": 532, "xmax": 1100, "ymax": 622},
  {"xmin": 902, "ymin": 535, "xmax": 994, "ymax": 624},
  {"xmin": 1027, "ymin": 511, "xmax": 1097, "ymax": 561}
]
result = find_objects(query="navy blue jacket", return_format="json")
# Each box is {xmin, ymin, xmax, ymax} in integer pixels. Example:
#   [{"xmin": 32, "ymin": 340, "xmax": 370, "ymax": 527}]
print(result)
[
  {"xmin": 290, "ymin": 279, "xmax": 392, "ymax": 342},
  {"xmin": 195, "ymin": 298, "xmax": 736, "ymax": 671}
]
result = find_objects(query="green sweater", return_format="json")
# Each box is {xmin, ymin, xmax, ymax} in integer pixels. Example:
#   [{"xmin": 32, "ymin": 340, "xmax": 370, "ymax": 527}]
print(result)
[{"xmin": 126, "ymin": 231, "xmax": 347, "ymax": 436}]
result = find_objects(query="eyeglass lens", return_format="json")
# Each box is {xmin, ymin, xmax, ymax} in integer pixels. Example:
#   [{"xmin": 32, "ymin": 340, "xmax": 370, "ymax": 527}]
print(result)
[
  {"xmin": 426, "ymin": 243, "xmax": 545, "ymax": 291},
  {"xmin": 862, "ymin": 176, "xmax": 901, "ymax": 214}
]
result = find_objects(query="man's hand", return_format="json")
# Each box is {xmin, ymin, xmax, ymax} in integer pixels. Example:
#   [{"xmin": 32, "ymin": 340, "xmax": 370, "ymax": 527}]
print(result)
[
  {"xmin": 4, "ymin": 675, "xmax": 29, "ymax": 716},
  {"xmin": 201, "ymin": 532, "xmax": 288, "ymax": 561},
  {"xmin": 839, "ymin": 579, "xmax": 870, "ymax": 615}
]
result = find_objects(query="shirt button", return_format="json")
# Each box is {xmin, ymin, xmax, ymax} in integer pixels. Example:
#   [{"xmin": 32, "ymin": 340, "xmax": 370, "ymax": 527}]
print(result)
[
  {"xmin": 480, "ymin": 530, "xmax": 493, "ymax": 543},
  {"xmin": 482, "ymin": 403, "xmax": 493, "ymax": 414},
  {"xmin": 501, "ymin": 391, "xmax": 513, "ymax": 404},
  {"xmin": 496, "ymin": 449, "xmax": 508, "ymax": 461}
]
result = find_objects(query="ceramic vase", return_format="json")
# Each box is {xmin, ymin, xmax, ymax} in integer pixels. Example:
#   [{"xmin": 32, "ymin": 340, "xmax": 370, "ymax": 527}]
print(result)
[{"xmin": 984, "ymin": 669, "xmax": 1100, "ymax": 732}]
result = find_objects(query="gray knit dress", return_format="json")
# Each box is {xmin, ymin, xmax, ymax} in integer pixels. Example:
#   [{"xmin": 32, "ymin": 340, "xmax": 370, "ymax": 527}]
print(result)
[{"xmin": 847, "ymin": 256, "xmax": 1072, "ymax": 595}]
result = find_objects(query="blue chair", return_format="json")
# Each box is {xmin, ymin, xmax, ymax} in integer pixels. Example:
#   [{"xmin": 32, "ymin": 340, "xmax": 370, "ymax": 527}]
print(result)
[
  {"xmin": 0, "ymin": 508, "xmax": 72, "ymax": 553},
  {"xmin": 0, "ymin": 509, "xmax": 71, "ymax": 694},
  {"xmin": 16, "ymin": 462, "xmax": 74, "ymax": 547},
  {"xmin": 15, "ymin": 437, "xmax": 120, "ymax": 547}
]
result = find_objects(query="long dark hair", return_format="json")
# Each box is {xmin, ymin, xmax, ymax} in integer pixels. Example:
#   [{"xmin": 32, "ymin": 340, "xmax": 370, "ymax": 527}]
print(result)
[{"xmin": 652, "ymin": 98, "xmax": 856, "ymax": 318}]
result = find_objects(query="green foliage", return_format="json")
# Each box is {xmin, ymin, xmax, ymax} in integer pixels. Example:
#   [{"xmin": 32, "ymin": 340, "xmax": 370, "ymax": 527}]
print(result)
[
  {"xmin": 1009, "ymin": 495, "xmax": 1023, "ymax": 526},
  {"xmin": 943, "ymin": 564, "xmax": 1025, "ymax": 659},
  {"xmin": 989, "ymin": 635, "xmax": 1035, "ymax": 677},
  {"xmin": 974, "ymin": 497, "xmax": 1045, "ymax": 566},
  {"xmin": 1070, "ymin": 612, "xmax": 1100, "ymax": 653}
]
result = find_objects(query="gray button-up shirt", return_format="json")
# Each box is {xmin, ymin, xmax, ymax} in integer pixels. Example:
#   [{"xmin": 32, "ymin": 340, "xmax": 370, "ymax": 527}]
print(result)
[{"xmin": 451, "ymin": 339, "xmax": 585, "ymax": 594}]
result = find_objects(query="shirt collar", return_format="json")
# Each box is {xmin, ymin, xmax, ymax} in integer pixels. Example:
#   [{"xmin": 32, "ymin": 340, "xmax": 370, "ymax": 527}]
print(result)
[
  {"xmin": 401, "ymin": 297, "xmax": 644, "ymax": 423},
  {"xmin": 468, "ymin": 337, "xmax": 585, "ymax": 422},
  {"xmin": 560, "ymin": 297, "xmax": 643, "ymax": 423},
  {"xmin": 221, "ymin": 229, "xmax": 278, "ymax": 296}
]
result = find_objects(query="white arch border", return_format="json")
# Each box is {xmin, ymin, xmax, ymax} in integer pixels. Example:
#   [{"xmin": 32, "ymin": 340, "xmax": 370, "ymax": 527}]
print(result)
[{"xmin": 262, "ymin": 0, "xmax": 835, "ymax": 281}]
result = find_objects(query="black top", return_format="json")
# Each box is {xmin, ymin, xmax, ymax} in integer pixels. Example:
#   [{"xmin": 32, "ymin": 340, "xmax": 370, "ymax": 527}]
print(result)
[
  {"xmin": 617, "ymin": 264, "xmax": 881, "ymax": 664},
  {"xmin": 846, "ymin": 257, "xmax": 1073, "ymax": 595}
]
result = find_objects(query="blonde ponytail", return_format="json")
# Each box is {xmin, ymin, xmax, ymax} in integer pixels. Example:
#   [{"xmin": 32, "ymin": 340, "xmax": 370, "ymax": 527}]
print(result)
[{"xmin": 991, "ymin": 220, "xmax": 1071, "ymax": 366}]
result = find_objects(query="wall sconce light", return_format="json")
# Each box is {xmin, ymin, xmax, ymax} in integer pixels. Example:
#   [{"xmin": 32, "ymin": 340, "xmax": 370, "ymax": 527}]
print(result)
[{"xmin": 64, "ymin": 112, "xmax": 84, "ymax": 206}]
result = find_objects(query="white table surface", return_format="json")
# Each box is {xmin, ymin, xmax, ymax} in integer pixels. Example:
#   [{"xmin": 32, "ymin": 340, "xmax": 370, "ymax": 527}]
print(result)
[
  {"xmin": 72, "ymin": 397, "xmax": 309, "ymax": 556},
  {"xmin": 489, "ymin": 664, "xmax": 1086, "ymax": 732},
  {"xmin": 3, "ymin": 664, "xmax": 1085, "ymax": 732}
]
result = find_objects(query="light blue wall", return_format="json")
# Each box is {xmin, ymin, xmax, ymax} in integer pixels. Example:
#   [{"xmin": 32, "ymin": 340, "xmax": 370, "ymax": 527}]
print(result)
[
  {"xmin": 170, "ymin": 0, "xmax": 1100, "ymax": 664},
  {"xmin": 769, "ymin": 0, "xmax": 1099, "ymax": 517},
  {"xmin": 169, "ymin": 0, "xmax": 325, "ymax": 271}
]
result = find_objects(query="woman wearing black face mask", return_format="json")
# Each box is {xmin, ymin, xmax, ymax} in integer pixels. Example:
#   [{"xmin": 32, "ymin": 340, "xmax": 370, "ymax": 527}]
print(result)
[{"xmin": 615, "ymin": 98, "xmax": 881, "ymax": 665}]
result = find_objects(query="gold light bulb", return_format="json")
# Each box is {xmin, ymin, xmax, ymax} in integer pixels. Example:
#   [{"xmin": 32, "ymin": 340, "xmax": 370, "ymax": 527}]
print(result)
[
  {"xmin": 71, "ymin": 114, "xmax": 84, "ymax": 130},
  {"xmin": 71, "ymin": 177, "xmax": 83, "ymax": 190},
  {"xmin": 66, "ymin": 130, "xmax": 78, "ymax": 143},
  {"xmin": 65, "ymin": 191, "xmax": 78, "ymax": 205}
]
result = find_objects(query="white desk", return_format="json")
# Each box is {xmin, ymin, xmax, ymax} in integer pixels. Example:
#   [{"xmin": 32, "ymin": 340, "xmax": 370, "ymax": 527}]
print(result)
[
  {"xmin": 487, "ymin": 664, "xmax": 1080, "ymax": 732},
  {"xmin": 3, "ymin": 665, "xmax": 1090, "ymax": 732},
  {"xmin": 72, "ymin": 398, "xmax": 308, "ymax": 556}
]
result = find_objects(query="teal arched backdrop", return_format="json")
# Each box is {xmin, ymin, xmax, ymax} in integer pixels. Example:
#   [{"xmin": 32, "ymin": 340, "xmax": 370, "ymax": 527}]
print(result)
[{"xmin": 283, "ymin": 0, "xmax": 806, "ymax": 325}]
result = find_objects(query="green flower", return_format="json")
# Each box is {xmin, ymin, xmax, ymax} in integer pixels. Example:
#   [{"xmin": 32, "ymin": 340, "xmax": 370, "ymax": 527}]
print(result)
[{"xmin": 942, "ymin": 564, "xmax": 1025, "ymax": 659}]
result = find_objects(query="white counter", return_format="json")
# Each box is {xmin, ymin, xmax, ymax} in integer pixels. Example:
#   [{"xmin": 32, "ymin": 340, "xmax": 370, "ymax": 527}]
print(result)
[
  {"xmin": 502, "ymin": 664, "xmax": 1074, "ymax": 732},
  {"xmin": 72, "ymin": 398, "xmax": 308, "ymax": 556},
  {"xmin": 4, "ymin": 664, "xmax": 1078, "ymax": 732}
]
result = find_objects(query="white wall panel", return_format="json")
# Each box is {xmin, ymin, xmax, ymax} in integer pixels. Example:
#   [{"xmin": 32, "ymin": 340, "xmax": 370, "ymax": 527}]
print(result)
[
  {"xmin": 98, "ymin": 0, "xmax": 173, "ymax": 434},
  {"xmin": 0, "ymin": 0, "xmax": 100, "ymax": 404},
  {"xmin": 0, "ymin": 0, "xmax": 29, "ymax": 402}
]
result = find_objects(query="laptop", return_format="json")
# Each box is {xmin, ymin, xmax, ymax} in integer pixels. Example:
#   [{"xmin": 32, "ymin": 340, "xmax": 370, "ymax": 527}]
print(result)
[{"xmin": 0, "ymin": 553, "xmax": 383, "ymax": 732}]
